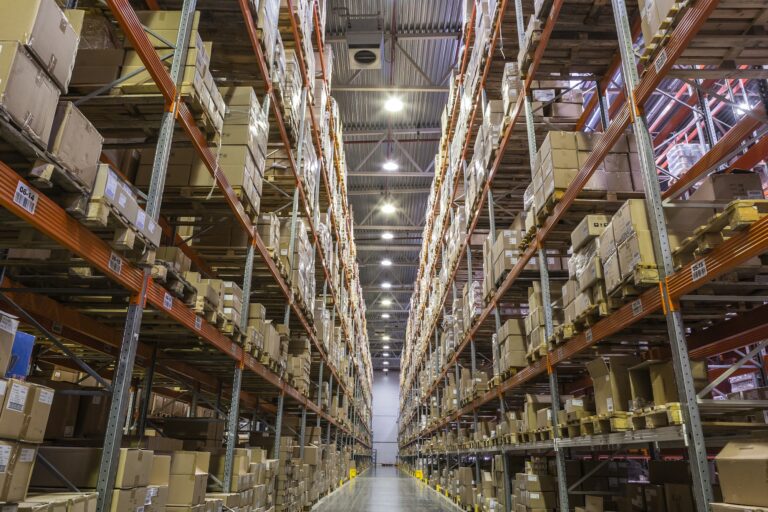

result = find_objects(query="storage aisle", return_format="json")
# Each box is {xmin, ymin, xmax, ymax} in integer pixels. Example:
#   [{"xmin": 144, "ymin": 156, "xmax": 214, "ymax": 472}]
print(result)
[{"xmin": 313, "ymin": 467, "xmax": 457, "ymax": 512}]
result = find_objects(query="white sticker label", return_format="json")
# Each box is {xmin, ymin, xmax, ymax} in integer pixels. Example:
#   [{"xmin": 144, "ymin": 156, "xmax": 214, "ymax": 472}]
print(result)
[
  {"xmin": 691, "ymin": 260, "xmax": 707, "ymax": 281},
  {"xmin": 585, "ymin": 328, "xmax": 593, "ymax": 343},
  {"xmin": 7, "ymin": 383, "xmax": 28, "ymax": 412},
  {"xmin": 148, "ymin": 219, "xmax": 157, "ymax": 234},
  {"xmin": 747, "ymin": 190, "xmax": 764, "ymax": 199},
  {"xmin": 38, "ymin": 389, "xmax": 54, "ymax": 405},
  {"xmin": 607, "ymin": 397, "xmax": 614, "ymax": 412},
  {"xmin": 631, "ymin": 299, "xmax": 643, "ymax": 317},
  {"xmin": 13, "ymin": 181, "xmax": 38, "ymax": 215},
  {"xmin": 117, "ymin": 192, "xmax": 128, "ymax": 208},
  {"xmin": 0, "ymin": 381, "xmax": 7, "ymax": 397},
  {"xmin": 0, "ymin": 315, "xmax": 16, "ymax": 334},
  {"xmin": 19, "ymin": 448, "xmax": 35, "ymax": 463},
  {"xmin": 108, "ymin": 252, "xmax": 123, "ymax": 275},
  {"xmin": 194, "ymin": 316, "xmax": 202, "ymax": 330},
  {"xmin": 0, "ymin": 445, "xmax": 10, "ymax": 473},
  {"xmin": 136, "ymin": 210, "xmax": 146, "ymax": 230},
  {"xmin": 527, "ymin": 474, "xmax": 538, "ymax": 482},
  {"xmin": 572, "ymin": 399, "xmax": 583, "ymax": 407},
  {"xmin": 163, "ymin": 292, "xmax": 173, "ymax": 310},
  {"xmin": 105, "ymin": 173, "xmax": 118, "ymax": 200},
  {"xmin": 654, "ymin": 48, "xmax": 668, "ymax": 73},
  {"xmin": 530, "ymin": 492, "xmax": 540, "ymax": 500}
]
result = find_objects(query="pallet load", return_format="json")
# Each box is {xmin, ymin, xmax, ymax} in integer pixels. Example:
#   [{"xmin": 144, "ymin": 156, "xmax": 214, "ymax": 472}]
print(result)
[
  {"xmin": 599, "ymin": 199, "xmax": 659, "ymax": 297},
  {"xmin": 713, "ymin": 440, "xmax": 768, "ymax": 511},
  {"xmin": 221, "ymin": 281, "xmax": 244, "ymax": 336},
  {"xmin": 532, "ymin": 131, "xmax": 643, "ymax": 220},
  {"xmin": 501, "ymin": 62, "xmax": 521, "ymax": 117},
  {"xmin": 119, "ymin": 11, "xmax": 224, "ymax": 136},
  {"xmin": 492, "ymin": 318, "xmax": 527, "ymax": 380},
  {"xmin": 152, "ymin": 246, "xmax": 197, "ymax": 306},
  {"xmin": 79, "ymin": 164, "xmax": 162, "ymax": 260},
  {"xmin": 287, "ymin": 337, "xmax": 311, "ymax": 397},
  {"xmin": 525, "ymin": 282, "xmax": 560, "ymax": 358},
  {"xmin": 512, "ymin": 456, "xmax": 558, "ymax": 511},
  {"xmin": 583, "ymin": 356, "xmax": 638, "ymax": 433},
  {"xmin": 278, "ymin": 216, "xmax": 316, "ymax": 316},
  {"xmin": 244, "ymin": 303, "xmax": 267, "ymax": 355},
  {"xmin": 184, "ymin": 271, "xmax": 224, "ymax": 325},
  {"xmin": 249, "ymin": 0, "xmax": 280, "ymax": 68}
]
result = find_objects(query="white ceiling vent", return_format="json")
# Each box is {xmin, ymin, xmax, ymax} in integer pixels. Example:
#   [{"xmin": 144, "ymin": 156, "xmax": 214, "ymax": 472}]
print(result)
[{"xmin": 347, "ymin": 17, "xmax": 383, "ymax": 70}]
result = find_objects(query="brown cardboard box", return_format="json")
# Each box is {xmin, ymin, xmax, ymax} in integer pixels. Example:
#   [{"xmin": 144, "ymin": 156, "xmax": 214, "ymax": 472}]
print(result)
[
  {"xmin": 0, "ymin": 379, "xmax": 54, "ymax": 443},
  {"xmin": 603, "ymin": 251, "xmax": 622, "ymax": 294},
  {"xmin": 584, "ymin": 495, "xmax": 603, "ymax": 512},
  {"xmin": 0, "ymin": 442, "xmax": 37, "ymax": 502},
  {"xmin": 113, "ymin": 449, "xmax": 153, "ymax": 489},
  {"xmin": 76, "ymin": 393, "xmax": 110, "ymax": 438},
  {"xmin": 0, "ymin": 312, "xmax": 18, "ymax": 378},
  {"xmin": 571, "ymin": 215, "xmax": 611, "ymax": 252},
  {"xmin": 146, "ymin": 485, "xmax": 168, "ymax": 512},
  {"xmin": 0, "ymin": 42, "xmax": 60, "ymax": 145},
  {"xmin": 612, "ymin": 199, "xmax": 650, "ymax": 245},
  {"xmin": 617, "ymin": 229, "xmax": 656, "ymax": 277},
  {"xmin": 716, "ymin": 440, "xmax": 768, "ymax": 506},
  {"xmin": 644, "ymin": 484, "xmax": 666, "ymax": 512},
  {"xmin": 664, "ymin": 483, "xmax": 693, "ymax": 512},
  {"xmin": 71, "ymin": 49, "xmax": 125, "ymax": 87},
  {"xmin": 711, "ymin": 504, "xmax": 768, "ymax": 512},
  {"xmin": 586, "ymin": 357, "xmax": 636, "ymax": 415},
  {"xmin": 168, "ymin": 474, "xmax": 207, "ymax": 506},
  {"xmin": 47, "ymin": 102, "xmax": 102, "ymax": 191},
  {"xmin": 24, "ymin": 492, "xmax": 97, "ymax": 512},
  {"xmin": 690, "ymin": 172, "xmax": 764, "ymax": 201},
  {"xmin": 150, "ymin": 455, "xmax": 171, "ymax": 486},
  {"xmin": 0, "ymin": 0, "xmax": 80, "ymax": 90},
  {"xmin": 31, "ymin": 380, "xmax": 78, "ymax": 440},
  {"xmin": 110, "ymin": 487, "xmax": 148, "ymax": 512}
]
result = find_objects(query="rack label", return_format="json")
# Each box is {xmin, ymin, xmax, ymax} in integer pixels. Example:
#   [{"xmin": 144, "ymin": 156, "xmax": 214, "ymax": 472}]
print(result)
[
  {"xmin": 0, "ymin": 445, "xmax": 10, "ymax": 473},
  {"xmin": 19, "ymin": 448, "xmax": 35, "ymax": 463},
  {"xmin": 13, "ymin": 181, "xmax": 38, "ymax": 215},
  {"xmin": 194, "ymin": 316, "xmax": 202, "ymax": 330},
  {"xmin": 654, "ymin": 48, "xmax": 668, "ymax": 73},
  {"xmin": 691, "ymin": 260, "xmax": 707, "ymax": 281},
  {"xmin": 108, "ymin": 252, "xmax": 123, "ymax": 276},
  {"xmin": 163, "ymin": 292, "xmax": 173, "ymax": 310},
  {"xmin": 38, "ymin": 389, "xmax": 54, "ymax": 405},
  {"xmin": 105, "ymin": 172, "xmax": 118, "ymax": 199},
  {"xmin": 0, "ymin": 315, "xmax": 17, "ymax": 334},
  {"xmin": 631, "ymin": 299, "xmax": 643, "ymax": 317},
  {"xmin": 136, "ymin": 210, "xmax": 146, "ymax": 230},
  {"xmin": 585, "ymin": 328, "xmax": 593, "ymax": 343}
]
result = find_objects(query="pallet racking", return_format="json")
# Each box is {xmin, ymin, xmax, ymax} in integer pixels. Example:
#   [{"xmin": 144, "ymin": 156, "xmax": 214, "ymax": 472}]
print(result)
[
  {"xmin": 397, "ymin": 0, "xmax": 768, "ymax": 511},
  {"xmin": 0, "ymin": 0, "xmax": 372, "ymax": 511}
]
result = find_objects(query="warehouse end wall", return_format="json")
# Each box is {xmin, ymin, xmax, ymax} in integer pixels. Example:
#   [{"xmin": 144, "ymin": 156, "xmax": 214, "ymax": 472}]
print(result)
[{"xmin": 373, "ymin": 370, "xmax": 399, "ymax": 465}]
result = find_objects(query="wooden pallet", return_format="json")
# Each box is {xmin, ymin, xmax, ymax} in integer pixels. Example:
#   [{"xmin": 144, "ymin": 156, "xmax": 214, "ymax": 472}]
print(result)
[
  {"xmin": 80, "ymin": 200, "xmax": 156, "ymax": 264},
  {"xmin": 193, "ymin": 295, "xmax": 219, "ymax": 325},
  {"xmin": 579, "ymin": 412, "xmax": 631, "ymax": 435},
  {"xmin": 630, "ymin": 403, "xmax": 683, "ymax": 430},
  {"xmin": 151, "ymin": 260, "xmax": 198, "ymax": 306},
  {"xmin": 608, "ymin": 265, "xmax": 661, "ymax": 300},
  {"xmin": 673, "ymin": 200, "xmax": 768, "ymax": 268}
]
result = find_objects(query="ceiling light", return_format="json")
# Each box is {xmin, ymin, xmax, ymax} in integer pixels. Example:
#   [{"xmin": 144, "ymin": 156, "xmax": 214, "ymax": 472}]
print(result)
[
  {"xmin": 381, "ymin": 313, "xmax": 390, "ymax": 319},
  {"xmin": 381, "ymin": 298, "xmax": 392, "ymax": 306},
  {"xmin": 380, "ymin": 202, "xmax": 396, "ymax": 214},
  {"xmin": 381, "ymin": 232, "xmax": 394, "ymax": 240},
  {"xmin": 383, "ymin": 344, "xmax": 390, "ymax": 349},
  {"xmin": 381, "ymin": 282, "xmax": 392, "ymax": 289},
  {"xmin": 382, "ymin": 335, "xmax": 390, "ymax": 341},
  {"xmin": 384, "ymin": 97, "xmax": 404, "ymax": 113},
  {"xmin": 383, "ymin": 361, "xmax": 390, "ymax": 365},
  {"xmin": 382, "ymin": 352, "xmax": 390, "ymax": 357},
  {"xmin": 383, "ymin": 160, "xmax": 399, "ymax": 171},
  {"xmin": 383, "ymin": 368, "xmax": 389, "ymax": 373},
  {"xmin": 381, "ymin": 258, "xmax": 392, "ymax": 267}
]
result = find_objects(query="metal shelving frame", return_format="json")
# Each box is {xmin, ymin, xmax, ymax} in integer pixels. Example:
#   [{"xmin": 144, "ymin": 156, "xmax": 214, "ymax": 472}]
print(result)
[
  {"xmin": 0, "ymin": 1, "xmax": 374, "ymax": 511},
  {"xmin": 397, "ymin": 0, "xmax": 768, "ymax": 511}
]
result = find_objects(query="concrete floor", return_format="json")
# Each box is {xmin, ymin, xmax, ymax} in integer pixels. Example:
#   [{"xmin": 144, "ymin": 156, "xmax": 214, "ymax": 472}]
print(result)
[{"xmin": 312, "ymin": 466, "xmax": 458, "ymax": 512}]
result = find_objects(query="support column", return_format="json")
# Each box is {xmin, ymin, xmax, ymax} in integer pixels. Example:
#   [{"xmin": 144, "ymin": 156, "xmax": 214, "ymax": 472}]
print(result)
[
  {"xmin": 137, "ymin": 344, "xmax": 157, "ymax": 437},
  {"xmin": 272, "ymin": 392, "xmax": 285, "ymax": 459},
  {"xmin": 223, "ymin": 365, "xmax": 243, "ymax": 491},
  {"xmin": 611, "ymin": 0, "xmax": 713, "ymax": 508}
]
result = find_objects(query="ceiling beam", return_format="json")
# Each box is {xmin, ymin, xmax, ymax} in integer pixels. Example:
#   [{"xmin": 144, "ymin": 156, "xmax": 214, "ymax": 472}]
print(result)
[
  {"xmin": 343, "ymin": 127, "xmax": 441, "ymax": 137},
  {"xmin": 355, "ymin": 225, "xmax": 422, "ymax": 231},
  {"xmin": 325, "ymin": 29, "xmax": 462, "ymax": 43},
  {"xmin": 355, "ymin": 244, "xmax": 421, "ymax": 251},
  {"xmin": 348, "ymin": 171, "xmax": 435, "ymax": 177},
  {"xmin": 332, "ymin": 85, "xmax": 448, "ymax": 93},
  {"xmin": 348, "ymin": 188, "xmax": 431, "ymax": 196}
]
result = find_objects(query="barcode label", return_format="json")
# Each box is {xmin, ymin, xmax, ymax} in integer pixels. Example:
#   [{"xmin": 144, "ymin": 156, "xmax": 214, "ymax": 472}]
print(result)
[
  {"xmin": 163, "ymin": 292, "xmax": 173, "ymax": 310},
  {"xmin": 7, "ymin": 383, "xmax": 28, "ymax": 412},
  {"xmin": 38, "ymin": 389, "xmax": 54, "ymax": 405},
  {"xmin": 585, "ymin": 328, "xmax": 593, "ymax": 343},
  {"xmin": 19, "ymin": 448, "xmax": 35, "ymax": 463},
  {"xmin": 654, "ymin": 48, "xmax": 668, "ymax": 73},
  {"xmin": 13, "ymin": 181, "xmax": 38, "ymax": 215},
  {"xmin": 118, "ymin": 191, "xmax": 128, "ymax": 208},
  {"xmin": 136, "ymin": 210, "xmax": 146, "ymax": 230},
  {"xmin": 692, "ymin": 260, "xmax": 707, "ymax": 281},
  {"xmin": 0, "ymin": 315, "xmax": 17, "ymax": 334},
  {"xmin": 631, "ymin": 299, "xmax": 643, "ymax": 316},
  {"xmin": 105, "ymin": 172, "xmax": 118, "ymax": 199},
  {"xmin": 0, "ymin": 445, "xmax": 10, "ymax": 473},
  {"xmin": 194, "ymin": 316, "xmax": 202, "ymax": 330},
  {"xmin": 108, "ymin": 252, "xmax": 123, "ymax": 275}
]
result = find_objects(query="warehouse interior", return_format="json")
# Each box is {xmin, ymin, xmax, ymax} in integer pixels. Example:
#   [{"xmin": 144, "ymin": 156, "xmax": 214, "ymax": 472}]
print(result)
[{"xmin": 0, "ymin": 0, "xmax": 765, "ymax": 511}]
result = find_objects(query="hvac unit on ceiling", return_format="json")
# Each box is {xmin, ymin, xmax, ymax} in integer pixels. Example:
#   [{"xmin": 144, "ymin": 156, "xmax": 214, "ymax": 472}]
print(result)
[{"xmin": 346, "ymin": 16, "xmax": 383, "ymax": 70}]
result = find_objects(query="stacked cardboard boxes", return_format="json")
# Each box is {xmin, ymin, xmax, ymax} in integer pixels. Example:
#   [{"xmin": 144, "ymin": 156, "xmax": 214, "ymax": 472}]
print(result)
[
  {"xmin": 564, "ymin": 214, "xmax": 612, "ymax": 324},
  {"xmin": 278, "ymin": 217, "xmax": 316, "ymax": 315},
  {"xmin": 287, "ymin": 338, "xmax": 311, "ymax": 397},
  {"xmin": 512, "ymin": 457, "xmax": 559, "ymax": 511},
  {"xmin": 119, "ymin": 11, "xmax": 224, "ymax": 134},
  {"xmin": 492, "ymin": 319, "xmax": 527, "ymax": 379}
]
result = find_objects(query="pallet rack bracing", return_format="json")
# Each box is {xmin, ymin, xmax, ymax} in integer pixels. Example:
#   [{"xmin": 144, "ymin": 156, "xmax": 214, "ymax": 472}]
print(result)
[
  {"xmin": 398, "ymin": 0, "xmax": 768, "ymax": 511},
  {"xmin": 0, "ymin": 0, "xmax": 372, "ymax": 511}
]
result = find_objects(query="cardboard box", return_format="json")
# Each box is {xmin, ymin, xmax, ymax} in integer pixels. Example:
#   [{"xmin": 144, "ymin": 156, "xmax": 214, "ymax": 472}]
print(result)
[
  {"xmin": 711, "ymin": 504, "xmax": 768, "ymax": 512},
  {"xmin": 603, "ymin": 252, "xmax": 622, "ymax": 294},
  {"xmin": 617, "ymin": 229, "xmax": 656, "ymax": 276},
  {"xmin": 586, "ymin": 357, "xmax": 636, "ymax": 415},
  {"xmin": 0, "ymin": 42, "xmax": 61, "ymax": 145},
  {"xmin": 664, "ymin": 483, "xmax": 693, "ymax": 512},
  {"xmin": 612, "ymin": 199, "xmax": 650, "ymax": 245},
  {"xmin": 0, "ymin": 442, "xmax": 37, "ymax": 502},
  {"xmin": 0, "ymin": 379, "xmax": 54, "ymax": 443},
  {"xmin": 0, "ymin": 312, "xmax": 19, "ymax": 378},
  {"xmin": 716, "ymin": 440, "xmax": 768, "ymax": 506},
  {"xmin": 71, "ymin": 49, "xmax": 125, "ymax": 87},
  {"xmin": 110, "ymin": 487, "xmax": 148, "ymax": 512},
  {"xmin": 0, "ymin": 0, "xmax": 80, "ymax": 90},
  {"xmin": 168, "ymin": 474, "xmax": 207, "ymax": 506},
  {"xmin": 571, "ymin": 215, "xmax": 611, "ymax": 252},
  {"xmin": 47, "ymin": 102, "xmax": 102, "ymax": 191},
  {"xmin": 644, "ymin": 484, "xmax": 666, "ymax": 512},
  {"xmin": 690, "ymin": 172, "xmax": 764, "ymax": 201}
]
